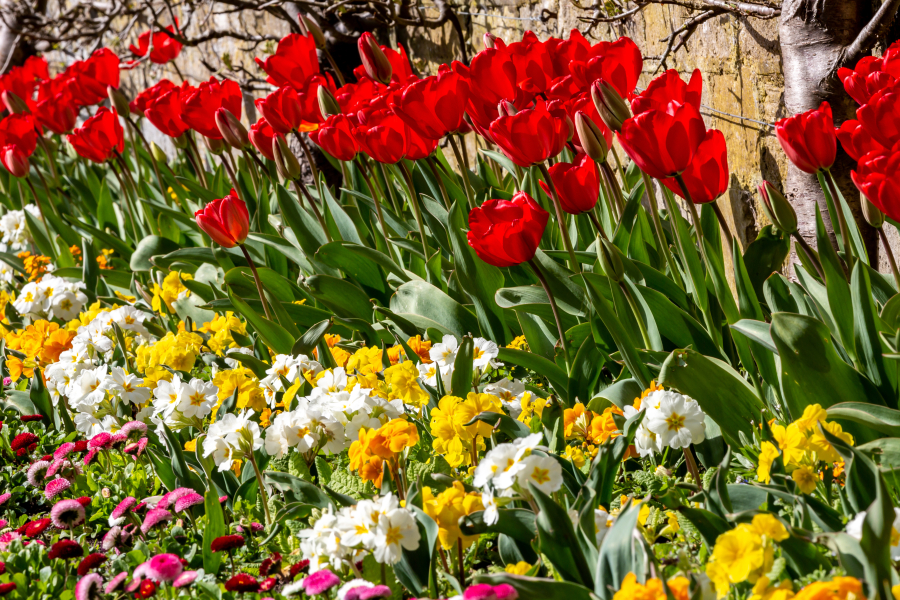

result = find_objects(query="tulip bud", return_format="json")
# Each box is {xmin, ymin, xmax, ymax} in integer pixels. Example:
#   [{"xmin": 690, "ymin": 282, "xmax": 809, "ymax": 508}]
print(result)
[
  {"xmin": 497, "ymin": 99, "xmax": 517, "ymax": 117},
  {"xmin": 107, "ymin": 86, "xmax": 131, "ymax": 117},
  {"xmin": 204, "ymin": 135, "xmax": 226, "ymax": 155},
  {"xmin": 303, "ymin": 15, "xmax": 326, "ymax": 49},
  {"xmin": 273, "ymin": 133, "xmax": 303, "ymax": 180},
  {"xmin": 564, "ymin": 114, "xmax": 574, "ymax": 142},
  {"xmin": 2, "ymin": 91, "xmax": 29, "ymax": 114},
  {"xmin": 862, "ymin": 196, "xmax": 885, "ymax": 228},
  {"xmin": 597, "ymin": 238, "xmax": 625, "ymax": 283},
  {"xmin": 758, "ymin": 181, "xmax": 798, "ymax": 234},
  {"xmin": 317, "ymin": 85, "xmax": 341, "ymax": 118},
  {"xmin": 215, "ymin": 108, "xmax": 250, "ymax": 150},
  {"xmin": 591, "ymin": 80, "xmax": 631, "ymax": 133},
  {"xmin": 173, "ymin": 133, "xmax": 189, "ymax": 149},
  {"xmin": 358, "ymin": 32, "xmax": 392, "ymax": 85},
  {"xmin": 2, "ymin": 147, "xmax": 29, "ymax": 178},
  {"xmin": 151, "ymin": 142, "xmax": 169, "ymax": 165},
  {"xmin": 575, "ymin": 112, "xmax": 609, "ymax": 163},
  {"xmin": 484, "ymin": 32, "xmax": 498, "ymax": 49}
]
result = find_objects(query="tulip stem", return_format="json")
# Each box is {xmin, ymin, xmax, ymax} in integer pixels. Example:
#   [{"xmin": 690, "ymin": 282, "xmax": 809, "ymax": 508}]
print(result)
[
  {"xmin": 115, "ymin": 153, "xmax": 156, "ymax": 236},
  {"xmin": 675, "ymin": 174, "xmax": 711, "ymax": 268},
  {"xmin": 448, "ymin": 135, "xmax": 474, "ymax": 209},
  {"xmin": 641, "ymin": 172, "xmax": 680, "ymax": 289},
  {"xmin": 23, "ymin": 177, "xmax": 57, "ymax": 261},
  {"xmin": 323, "ymin": 49, "xmax": 346, "ymax": 86},
  {"xmin": 357, "ymin": 159, "xmax": 399, "ymax": 263},
  {"xmin": 379, "ymin": 163, "xmax": 401, "ymax": 214},
  {"xmin": 538, "ymin": 163, "xmax": 581, "ymax": 273},
  {"xmin": 239, "ymin": 243, "xmax": 274, "ymax": 321},
  {"xmin": 426, "ymin": 156, "xmax": 452, "ymax": 210},
  {"xmin": 123, "ymin": 114, "xmax": 167, "ymax": 204},
  {"xmin": 879, "ymin": 227, "xmax": 900, "ymax": 292},
  {"xmin": 683, "ymin": 446, "xmax": 701, "ymax": 486},
  {"xmin": 587, "ymin": 211, "xmax": 608, "ymax": 241},
  {"xmin": 619, "ymin": 281, "xmax": 653, "ymax": 350},
  {"xmin": 599, "ymin": 161, "xmax": 624, "ymax": 218},
  {"xmin": 186, "ymin": 135, "xmax": 210, "ymax": 188},
  {"xmin": 711, "ymin": 201, "xmax": 735, "ymax": 251},
  {"xmin": 110, "ymin": 159, "xmax": 142, "ymax": 241},
  {"xmin": 529, "ymin": 258, "xmax": 571, "ymax": 373},
  {"xmin": 220, "ymin": 151, "xmax": 244, "ymax": 201},
  {"xmin": 294, "ymin": 132, "xmax": 324, "ymax": 205},
  {"xmin": 291, "ymin": 179, "xmax": 332, "ymax": 243},
  {"xmin": 399, "ymin": 162, "xmax": 432, "ymax": 267}
]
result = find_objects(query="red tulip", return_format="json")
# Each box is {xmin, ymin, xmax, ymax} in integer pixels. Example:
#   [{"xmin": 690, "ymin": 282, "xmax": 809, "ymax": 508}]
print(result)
[
  {"xmin": 181, "ymin": 77, "xmax": 242, "ymax": 139},
  {"xmin": 144, "ymin": 87, "xmax": 190, "ymax": 139},
  {"xmin": 0, "ymin": 113, "xmax": 37, "ymax": 178},
  {"xmin": 508, "ymin": 31, "xmax": 557, "ymax": 96},
  {"xmin": 334, "ymin": 78, "xmax": 386, "ymax": 114},
  {"xmin": 856, "ymin": 83, "xmax": 900, "ymax": 150},
  {"xmin": 405, "ymin": 128, "xmax": 439, "ymax": 161},
  {"xmin": 129, "ymin": 25, "xmax": 183, "ymax": 64},
  {"xmin": 569, "ymin": 37, "xmax": 643, "ymax": 99},
  {"xmin": 390, "ymin": 67, "xmax": 469, "ymax": 140},
  {"xmin": 837, "ymin": 119, "xmax": 886, "ymax": 162},
  {"xmin": 0, "ymin": 56, "xmax": 48, "ymax": 107},
  {"xmin": 255, "ymin": 87, "xmax": 305, "ymax": 135},
  {"xmin": 488, "ymin": 99, "xmax": 568, "ymax": 167},
  {"xmin": 66, "ymin": 107, "xmax": 124, "ymax": 163},
  {"xmin": 130, "ymin": 79, "xmax": 177, "ymax": 115},
  {"xmin": 631, "ymin": 69, "xmax": 703, "ymax": 115},
  {"xmin": 661, "ymin": 129, "xmax": 729, "ymax": 204},
  {"xmin": 545, "ymin": 29, "xmax": 590, "ymax": 78},
  {"xmin": 458, "ymin": 47, "xmax": 529, "ymax": 135},
  {"xmin": 617, "ymin": 101, "xmax": 706, "ymax": 180},
  {"xmin": 309, "ymin": 114, "xmax": 358, "ymax": 161},
  {"xmin": 34, "ymin": 90, "xmax": 77, "ymax": 135},
  {"xmin": 467, "ymin": 191, "xmax": 549, "ymax": 267},
  {"xmin": 774, "ymin": 101, "xmax": 837, "ymax": 174},
  {"xmin": 64, "ymin": 48, "xmax": 120, "ymax": 107},
  {"xmin": 295, "ymin": 74, "xmax": 333, "ymax": 126},
  {"xmin": 194, "ymin": 189, "xmax": 250, "ymax": 248},
  {"xmin": 538, "ymin": 153, "xmax": 599, "ymax": 214},
  {"xmin": 354, "ymin": 109, "xmax": 409, "ymax": 164},
  {"xmin": 249, "ymin": 118, "xmax": 277, "ymax": 161},
  {"xmin": 852, "ymin": 148, "xmax": 900, "ymax": 222},
  {"xmin": 255, "ymin": 33, "xmax": 320, "ymax": 91},
  {"xmin": 838, "ymin": 59, "xmax": 894, "ymax": 106}
]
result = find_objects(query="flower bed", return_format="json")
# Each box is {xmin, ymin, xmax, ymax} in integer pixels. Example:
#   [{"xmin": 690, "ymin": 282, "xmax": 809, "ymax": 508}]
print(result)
[{"xmin": 0, "ymin": 24, "xmax": 897, "ymax": 600}]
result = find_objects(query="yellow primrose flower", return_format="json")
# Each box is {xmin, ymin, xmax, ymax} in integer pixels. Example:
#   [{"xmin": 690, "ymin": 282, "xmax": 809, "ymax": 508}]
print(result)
[
  {"xmin": 212, "ymin": 367, "xmax": 266, "ymax": 416},
  {"xmin": 151, "ymin": 270, "xmax": 192, "ymax": 314},
  {"xmin": 504, "ymin": 562, "xmax": 531, "ymax": 575},
  {"xmin": 383, "ymin": 360, "xmax": 429, "ymax": 409},
  {"xmin": 422, "ymin": 481, "xmax": 483, "ymax": 550},
  {"xmin": 792, "ymin": 465, "xmax": 819, "ymax": 495},
  {"xmin": 757, "ymin": 441, "xmax": 779, "ymax": 484}
]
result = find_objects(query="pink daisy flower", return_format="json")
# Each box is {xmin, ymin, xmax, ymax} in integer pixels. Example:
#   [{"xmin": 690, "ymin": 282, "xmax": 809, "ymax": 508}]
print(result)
[{"xmin": 50, "ymin": 499, "xmax": 86, "ymax": 529}]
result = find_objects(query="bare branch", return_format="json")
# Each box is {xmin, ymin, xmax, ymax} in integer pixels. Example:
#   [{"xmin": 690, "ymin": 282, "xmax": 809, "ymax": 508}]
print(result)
[{"xmin": 840, "ymin": 0, "xmax": 900, "ymax": 69}]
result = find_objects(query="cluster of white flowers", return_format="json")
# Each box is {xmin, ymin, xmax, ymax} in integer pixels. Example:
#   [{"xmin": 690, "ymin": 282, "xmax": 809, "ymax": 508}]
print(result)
[
  {"xmin": 260, "ymin": 353, "xmax": 323, "ymax": 406},
  {"xmin": 150, "ymin": 374, "xmax": 219, "ymax": 435},
  {"xmin": 72, "ymin": 305, "xmax": 154, "ymax": 356},
  {"xmin": 202, "ymin": 410, "xmax": 263, "ymax": 472},
  {"xmin": 264, "ymin": 365, "xmax": 404, "ymax": 458},
  {"xmin": 474, "ymin": 433, "xmax": 563, "ymax": 524},
  {"xmin": 0, "ymin": 205, "xmax": 40, "ymax": 253},
  {"xmin": 298, "ymin": 493, "xmax": 420, "ymax": 569},
  {"xmin": 424, "ymin": 335, "xmax": 500, "ymax": 382},
  {"xmin": 629, "ymin": 390, "xmax": 707, "ymax": 457},
  {"xmin": 14, "ymin": 274, "xmax": 87, "ymax": 321},
  {"xmin": 483, "ymin": 378, "xmax": 530, "ymax": 418}
]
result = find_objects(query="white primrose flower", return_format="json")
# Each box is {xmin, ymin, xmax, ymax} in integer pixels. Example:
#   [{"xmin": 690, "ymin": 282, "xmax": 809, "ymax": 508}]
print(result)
[{"xmin": 643, "ymin": 390, "xmax": 707, "ymax": 450}]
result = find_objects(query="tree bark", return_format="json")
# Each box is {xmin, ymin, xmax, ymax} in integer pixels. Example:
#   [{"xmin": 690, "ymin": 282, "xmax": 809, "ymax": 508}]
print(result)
[{"xmin": 780, "ymin": 0, "xmax": 899, "ymax": 271}]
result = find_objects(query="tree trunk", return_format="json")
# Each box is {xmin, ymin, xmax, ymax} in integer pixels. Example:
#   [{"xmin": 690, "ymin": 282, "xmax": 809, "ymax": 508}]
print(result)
[{"xmin": 780, "ymin": 0, "xmax": 893, "ymax": 271}]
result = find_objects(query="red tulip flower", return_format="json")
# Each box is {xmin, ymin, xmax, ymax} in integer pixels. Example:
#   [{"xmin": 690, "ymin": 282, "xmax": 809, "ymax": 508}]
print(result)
[
  {"xmin": 489, "ymin": 99, "xmax": 568, "ymax": 167},
  {"xmin": 774, "ymin": 101, "xmax": 837, "ymax": 174},
  {"xmin": 255, "ymin": 87, "xmax": 305, "ymax": 135},
  {"xmin": 507, "ymin": 31, "xmax": 557, "ymax": 96},
  {"xmin": 144, "ymin": 87, "xmax": 190, "ymax": 139},
  {"xmin": 837, "ymin": 119, "xmax": 886, "ymax": 162},
  {"xmin": 631, "ymin": 69, "xmax": 703, "ymax": 115},
  {"xmin": 34, "ymin": 90, "xmax": 77, "ymax": 135},
  {"xmin": 256, "ymin": 34, "xmax": 320, "ymax": 91},
  {"xmin": 569, "ymin": 37, "xmax": 643, "ymax": 99},
  {"xmin": 0, "ymin": 113, "xmax": 38, "ymax": 178},
  {"xmin": 852, "ymin": 148, "xmax": 900, "ymax": 222},
  {"xmin": 617, "ymin": 101, "xmax": 706, "ymax": 179},
  {"xmin": 0, "ymin": 56, "xmax": 48, "ymax": 106},
  {"xmin": 356, "ymin": 33, "xmax": 415, "ymax": 85},
  {"xmin": 405, "ymin": 128, "xmax": 439, "ymax": 161},
  {"xmin": 458, "ymin": 47, "xmax": 529, "ymax": 135},
  {"xmin": 194, "ymin": 189, "xmax": 250, "ymax": 248},
  {"xmin": 129, "ymin": 25, "xmax": 183, "ymax": 64},
  {"xmin": 838, "ymin": 59, "xmax": 895, "ymax": 106},
  {"xmin": 181, "ymin": 77, "xmax": 242, "ymax": 139},
  {"xmin": 66, "ymin": 107, "xmax": 125, "ymax": 164},
  {"xmin": 64, "ymin": 48, "xmax": 120, "ymax": 107},
  {"xmin": 390, "ymin": 67, "xmax": 470, "ymax": 140},
  {"xmin": 661, "ymin": 129, "xmax": 729, "ymax": 204},
  {"xmin": 856, "ymin": 83, "xmax": 900, "ymax": 150},
  {"xmin": 334, "ymin": 78, "xmax": 385, "ymax": 114},
  {"xmin": 249, "ymin": 118, "xmax": 277, "ymax": 161},
  {"xmin": 309, "ymin": 114, "xmax": 359, "ymax": 161},
  {"xmin": 130, "ymin": 79, "xmax": 177, "ymax": 115},
  {"xmin": 538, "ymin": 153, "xmax": 599, "ymax": 214},
  {"xmin": 467, "ymin": 191, "xmax": 549, "ymax": 268},
  {"xmin": 354, "ymin": 109, "xmax": 409, "ymax": 164}
]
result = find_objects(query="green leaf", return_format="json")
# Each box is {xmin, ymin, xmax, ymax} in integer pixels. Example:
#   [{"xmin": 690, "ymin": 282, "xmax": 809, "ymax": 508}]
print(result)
[
  {"xmin": 464, "ymin": 411, "xmax": 532, "ymax": 440},
  {"xmin": 275, "ymin": 184, "xmax": 327, "ymax": 257},
  {"xmin": 227, "ymin": 289, "xmax": 295, "ymax": 355},
  {"xmin": 594, "ymin": 499, "xmax": 643, "ymax": 600},
  {"xmin": 321, "ymin": 179, "xmax": 363, "ymax": 244},
  {"xmin": 394, "ymin": 506, "xmax": 439, "ymax": 596},
  {"xmin": 658, "ymin": 348, "xmax": 765, "ymax": 446},
  {"xmin": 265, "ymin": 471, "xmax": 332, "ymax": 508},
  {"xmin": 293, "ymin": 319, "xmax": 333, "ymax": 356},
  {"xmin": 224, "ymin": 266, "xmax": 296, "ymax": 302},
  {"xmin": 202, "ymin": 491, "xmax": 226, "ymax": 574},
  {"xmin": 827, "ymin": 403, "xmax": 900, "ymax": 437},
  {"xmin": 390, "ymin": 280, "xmax": 479, "ymax": 338},
  {"xmin": 531, "ymin": 483, "xmax": 593, "ymax": 588},
  {"xmin": 850, "ymin": 262, "xmax": 892, "ymax": 399},
  {"xmin": 29, "ymin": 371, "xmax": 54, "ymax": 430},
  {"xmin": 450, "ymin": 336, "xmax": 474, "ymax": 397},
  {"xmin": 130, "ymin": 236, "xmax": 181, "ymax": 271},
  {"xmin": 677, "ymin": 506, "xmax": 730, "ymax": 547},
  {"xmin": 248, "ymin": 232, "xmax": 308, "ymax": 271},
  {"xmin": 816, "ymin": 206, "xmax": 856, "ymax": 363},
  {"xmin": 306, "ymin": 275, "xmax": 374, "ymax": 321},
  {"xmin": 742, "ymin": 225, "xmax": 791, "ymax": 300},
  {"xmin": 460, "ymin": 508, "xmax": 536, "ymax": 544},
  {"xmin": 497, "ymin": 348, "xmax": 569, "ymax": 403}
]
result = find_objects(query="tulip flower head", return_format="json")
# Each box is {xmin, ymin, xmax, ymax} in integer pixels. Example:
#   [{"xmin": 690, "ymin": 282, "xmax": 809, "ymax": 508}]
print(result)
[
  {"xmin": 0, "ymin": 113, "xmax": 37, "ymax": 178},
  {"xmin": 539, "ymin": 153, "xmax": 600, "ymax": 214},
  {"xmin": 488, "ymin": 99, "xmax": 568, "ymax": 167},
  {"xmin": 129, "ymin": 25, "xmax": 183, "ymax": 64},
  {"xmin": 194, "ymin": 190, "xmax": 250, "ymax": 248},
  {"xmin": 66, "ymin": 107, "xmax": 125, "ymax": 164},
  {"xmin": 774, "ymin": 101, "xmax": 837, "ymax": 174},
  {"xmin": 467, "ymin": 192, "xmax": 549, "ymax": 267},
  {"xmin": 617, "ymin": 101, "xmax": 706, "ymax": 180},
  {"xmin": 661, "ymin": 129, "xmax": 729, "ymax": 204},
  {"xmin": 255, "ymin": 33, "xmax": 320, "ymax": 91},
  {"xmin": 852, "ymin": 147, "xmax": 900, "ymax": 222}
]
